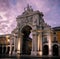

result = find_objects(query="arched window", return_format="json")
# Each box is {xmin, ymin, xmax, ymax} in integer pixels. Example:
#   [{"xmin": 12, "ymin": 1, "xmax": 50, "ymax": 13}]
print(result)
[
  {"xmin": 43, "ymin": 45, "xmax": 49, "ymax": 55},
  {"xmin": 52, "ymin": 44, "xmax": 59, "ymax": 56}
]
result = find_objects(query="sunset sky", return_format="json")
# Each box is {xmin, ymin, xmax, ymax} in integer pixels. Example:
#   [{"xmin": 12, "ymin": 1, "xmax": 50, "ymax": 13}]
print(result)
[{"xmin": 0, "ymin": 0, "xmax": 60, "ymax": 34}]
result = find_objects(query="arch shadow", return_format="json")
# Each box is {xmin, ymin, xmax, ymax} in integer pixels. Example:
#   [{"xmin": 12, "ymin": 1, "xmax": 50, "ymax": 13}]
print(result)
[{"xmin": 21, "ymin": 25, "xmax": 32, "ymax": 55}]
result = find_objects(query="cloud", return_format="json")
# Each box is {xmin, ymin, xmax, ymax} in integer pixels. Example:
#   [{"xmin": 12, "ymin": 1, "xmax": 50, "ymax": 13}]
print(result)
[
  {"xmin": 0, "ymin": 16, "xmax": 2, "ymax": 19},
  {"xmin": 0, "ymin": 0, "xmax": 60, "ymax": 34}
]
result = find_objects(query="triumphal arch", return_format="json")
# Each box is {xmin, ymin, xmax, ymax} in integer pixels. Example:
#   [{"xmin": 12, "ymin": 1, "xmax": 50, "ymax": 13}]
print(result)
[{"xmin": 11, "ymin": 5, "xmax": 58, "ymax": 56}]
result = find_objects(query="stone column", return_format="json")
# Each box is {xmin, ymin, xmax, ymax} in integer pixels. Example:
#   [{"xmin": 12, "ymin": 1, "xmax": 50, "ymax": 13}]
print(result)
[
  {"xmin": 9, "ymin": 39, "xmax": 12, "ymax": 55},
  {"xmin": 47, "ymin": 31, "xmax": 52, "ymax": 56},
  {"xmin": 31, "ymin": 31, "xmax": 43, "ymax": 56},
  {"xmin": 38, "ymin": 32, "xmax": 43, "ymax": 56},
  {"xmin": 17, "ymin": 33, "xmax": 23, "ymax": 54},
  {"xmin": 31, "ymin": 33, "xmax": 34, "ymax": 51},
  {"xmin": 12, "ymin": 37, "xmax": 16, "ymax": 55},
  {"xmin": 17, "ymin": 38, "xmax": 20, "ymax": 54},
  {"xmin": 31, "ymin": 33, "xmax": 34, "ymax": 55},
  {"xmin": 12, "ymin": 35, "xmax": 19, "ymax": 55},
  {"xmin": 6, "ymin": 45, "xmax": 7, "ymax": 54},
  {"xmin": 31, "ymin": 31, "xmax": 38, "ymax": 55}
]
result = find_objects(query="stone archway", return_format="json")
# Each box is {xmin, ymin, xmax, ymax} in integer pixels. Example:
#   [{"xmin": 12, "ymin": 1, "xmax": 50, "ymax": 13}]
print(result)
[
  {"xmin": 43, "ymin": 45, "xmax": 49, "ymax": 55},
  {"xmin": 52, "ymin": 44, "xmax": 59, "ymax": 56},
  {"xmin": 15, "ymin": 4, "xmax": 52, "ymax": 56},
  {"xmin": 21, "ymin": 25, "xmax": 32, "ymax": 55}
]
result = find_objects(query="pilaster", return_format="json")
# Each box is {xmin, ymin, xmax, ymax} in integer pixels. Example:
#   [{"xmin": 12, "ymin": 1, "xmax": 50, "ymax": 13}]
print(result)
[
  {"xmin": 38, "ymin": 32, "xmax": 43, "ymax": 56},
  {"xmin": 17, "ymin": 33, "xmax": 23, "ymax": 54},
  {"xmin": 31, "ymin": 31, "xmax": 43, "ymax": 56},
  {"xmin": 47, "ymin": 31, "xmax": 52, "ymax": 56},
  {"xmin": 9, "ymin": 39, "xmax": 12, "ymax": 55}
]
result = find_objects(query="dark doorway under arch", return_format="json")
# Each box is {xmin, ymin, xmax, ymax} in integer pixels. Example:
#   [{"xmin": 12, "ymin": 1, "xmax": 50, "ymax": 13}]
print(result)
[
  {"xmin": 52, "ymin": 44, "xmax": 59, "ymax": 56},
  {"xmin": 21, "ymin": 25, "xmax": 32, "ymax": 55},
  {"xmin": 43, "ymin": 45, "xmax": 49, "ymax": 55}
]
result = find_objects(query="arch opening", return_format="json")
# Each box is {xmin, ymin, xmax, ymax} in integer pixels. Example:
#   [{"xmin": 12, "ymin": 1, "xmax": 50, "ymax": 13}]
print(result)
[
  {"xmin": 43, "ymin": 45, "xmax": 49, "ymax": 55},
  {"xmin": 52, "ymin": 44, "xmax": 59, "ymax": 56},
  {"xmin": 0, "ymin": 45, "xmax": 10, "ymax": 55},
  {"xmin": 21, "ymin": 25, "xmax": 32, "ymax": 55}
]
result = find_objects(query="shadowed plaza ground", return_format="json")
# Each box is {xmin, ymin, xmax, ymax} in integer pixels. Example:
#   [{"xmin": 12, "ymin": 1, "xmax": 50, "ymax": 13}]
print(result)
[{"xmin": 0, "ymin": 54, "xmax": 60, "ymax": 59}]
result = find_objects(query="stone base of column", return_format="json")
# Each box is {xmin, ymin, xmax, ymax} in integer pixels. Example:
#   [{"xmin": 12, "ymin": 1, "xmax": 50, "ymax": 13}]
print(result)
[
  {"xmin": 49, "ymin": 50, "xmax": 52, "ymax": 56},
  {"xmin": 40, "ymin": 50, "xmax": 42, "ymax": 56},
  {"xmin": 31, "ymin": 51, "xmax": 42, "ymax": 56},
  {"xmin": 13, "ymin": 51, "xmax": 16, "ymax": 55},
  {"xmin": 17, "ymin": 50, "xmax": 20, "ymax": 54},
  {"xmin": 9, "ymin": 50, "xmax": 12, "ymax": 56}
]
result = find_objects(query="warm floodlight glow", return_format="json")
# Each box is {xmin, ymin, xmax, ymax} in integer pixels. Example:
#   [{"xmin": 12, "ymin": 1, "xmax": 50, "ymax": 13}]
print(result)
[
  {"xmin": 7, "ymin": 39, "xmax": 10, "ymax": 42},
  {"xmin": 17, "ymin": 38, "xmax": 20, "ymax": 53},
  {"xmin": 6, "ymin": 35, "xmax": 9, "ymax": 38},
  {"xmin": 6, "ymin": 35, "xmax": 10, "ymax": 43},
  {"xmin": 40, "ymin": 52, "xmax": 42, "ymax": 56},
  {"xmin": 38, "ymin": 35, "xmax": 40, "ymax": 51},
  {"xmin": 38, "ymin": 51, "xmax": 42, "ymax": 56},
  {"xmin": 47, "ymin": 33, "xmax": 51, "ymax": 50}
]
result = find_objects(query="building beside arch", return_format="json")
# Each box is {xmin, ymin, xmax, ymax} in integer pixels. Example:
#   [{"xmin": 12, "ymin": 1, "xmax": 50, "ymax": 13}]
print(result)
[
  {"xmin": 0, "ymin": 34, "xmax": 11, "ymax": 55},
  {"xmin": 52, "ymin": 27, "xmax": 60, "ymax": 56}
]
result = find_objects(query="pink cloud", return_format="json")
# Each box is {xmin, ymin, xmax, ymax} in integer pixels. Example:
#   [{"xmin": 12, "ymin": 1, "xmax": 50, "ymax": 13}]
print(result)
[{"xmin": 0, "ymin": 0, "xmax": 60, "ymax": 34}]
